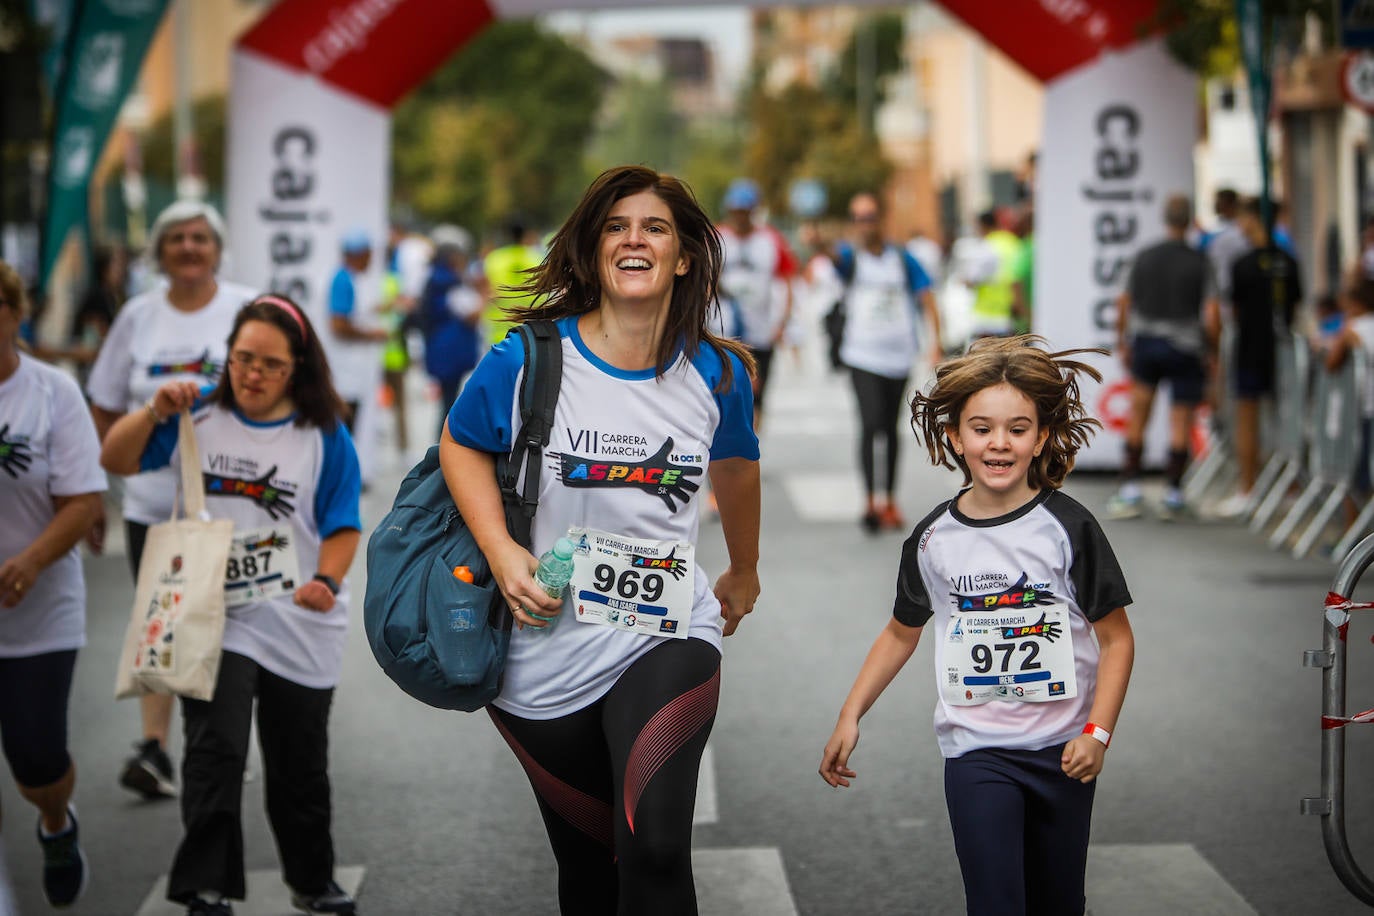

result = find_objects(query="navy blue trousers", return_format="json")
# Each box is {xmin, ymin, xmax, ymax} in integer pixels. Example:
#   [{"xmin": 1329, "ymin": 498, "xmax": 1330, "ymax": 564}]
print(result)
[{"xmin": 944, "ymin": 744, "xmax": 1096, "ymax": 916}]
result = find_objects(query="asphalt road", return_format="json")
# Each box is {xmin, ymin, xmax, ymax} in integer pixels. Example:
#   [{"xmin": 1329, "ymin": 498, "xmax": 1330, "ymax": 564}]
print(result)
[{"xmin": 6, "ymin": 350, "xmax": 1374, "ymax": 915}]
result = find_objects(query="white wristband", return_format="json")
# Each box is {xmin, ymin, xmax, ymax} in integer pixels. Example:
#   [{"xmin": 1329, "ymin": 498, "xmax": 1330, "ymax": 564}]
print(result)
[{"xmin": 1082, "ymin": 723, "xmax": 1111, "ymax": 748}]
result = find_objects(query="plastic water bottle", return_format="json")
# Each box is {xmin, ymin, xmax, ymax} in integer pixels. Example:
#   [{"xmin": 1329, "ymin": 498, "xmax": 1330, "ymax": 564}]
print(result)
[{"xmin": 529, "ymin": 537, "xmax": 576, "ymax": 634}]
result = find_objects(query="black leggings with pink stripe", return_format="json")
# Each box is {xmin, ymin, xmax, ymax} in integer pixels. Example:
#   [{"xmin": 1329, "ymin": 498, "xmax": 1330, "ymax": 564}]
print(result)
[{"xmin": 489, "ymin": 638, "xmax": 721, "ymax": 916}]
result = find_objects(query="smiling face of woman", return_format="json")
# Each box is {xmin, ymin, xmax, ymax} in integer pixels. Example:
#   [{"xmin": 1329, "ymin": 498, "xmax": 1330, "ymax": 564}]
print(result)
[
  {"xmin": 597, "ymin": 190, "xmax": 688, "ymax": 311},
  {"xmin": 227, "ymin": 319, "xmax": 296, "ymax": 422},
  {"xmin": 157, "ymin": 216, "xmax": 220, "ymax": 287}
]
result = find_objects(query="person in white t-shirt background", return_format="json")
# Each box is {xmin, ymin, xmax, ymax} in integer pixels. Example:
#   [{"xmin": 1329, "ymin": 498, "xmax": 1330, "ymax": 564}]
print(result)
[
  {"xmin": 0, "ymin": 261, "xmax": 107, "ymax": 909},
  {"xmin": 86, "ymin": 200, "xmax": 256, "ymax": 804},
  {"xmin": 324, "ymin": 230, "xmax": 390, "ymax": 487},
  {"xmin": 716, "ymin": 178, "xmax": 798, "ymax": 430},
  {"xmin": 101, "ymin": 294, "xmax": 362, "ymax": 916},
  {"xmin": 1322, "ymin": 279, "xmax": 1374, "ymax": 518}
]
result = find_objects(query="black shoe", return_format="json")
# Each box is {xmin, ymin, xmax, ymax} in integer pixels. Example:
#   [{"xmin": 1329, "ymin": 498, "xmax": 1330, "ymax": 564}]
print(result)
[
  {"xmin": 187, "ymin": 898, "xmax": 233, "ymax": 915},
  {"xmin": 860, "ymin": 510, "xmax": 881, "ymax": 534},
  {"xmin": 38, "ymin": 805, "xmax": 87, "ymax": 907},
  {"xmin": 291, "ymin": 879, "xmax": 356, "ymax": 915},
  {"xmin": 120, "ymin": 737, "xmax": 176, "ymax": 799}
]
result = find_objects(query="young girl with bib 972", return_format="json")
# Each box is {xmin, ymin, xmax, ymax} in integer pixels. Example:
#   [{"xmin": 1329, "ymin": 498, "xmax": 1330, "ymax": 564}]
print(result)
[{"xmin": 820, "ymin": 336, "xmax": 1135, "ymax": 916}]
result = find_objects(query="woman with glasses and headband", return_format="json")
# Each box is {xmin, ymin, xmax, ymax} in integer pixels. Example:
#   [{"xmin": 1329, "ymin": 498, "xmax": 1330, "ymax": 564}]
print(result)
[
  {"xmin": 85, "ymin": 199, "xmax": 256, "ymax": 802},
  {"xmin": 0, "ymin": 260, "xmax": 105, "ymax": 908},
  {"xmin": 101, "ymin": 295, "xmax": 362, "ymax": 916}
]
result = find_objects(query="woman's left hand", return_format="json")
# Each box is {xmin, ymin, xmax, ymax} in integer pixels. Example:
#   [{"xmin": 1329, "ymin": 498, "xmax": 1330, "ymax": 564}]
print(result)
[
  {"xmin": 293, "ymin": 580, "xmax": 336, "ymax": 612},
  {"xmin": 713, "ymin": 565, "xmax": 760, "ymax": 637},
  {"xmin": 0, "ymin": 553, "xmax": 40, "ymax": 608}
]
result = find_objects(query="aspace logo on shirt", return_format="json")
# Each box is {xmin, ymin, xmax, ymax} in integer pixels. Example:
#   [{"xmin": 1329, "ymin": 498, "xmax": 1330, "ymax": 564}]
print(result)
[
  {"xmin": 203, "ymin": 466, "xmax": 297, "ymax": 520},
  {"xmin": 949, "ymin": 571, "xmax": 1056, "ymax": 612},
  {"xmin": 148, "ymin": 349, "xmax": 221, "ymax": 379},
  {"xmin": 0, "ymin": 424, "xmax": 33, "ymax": 479},
  {"xmin": 552, "ymin": 436, "xmax": 703, "ymax": 512}
]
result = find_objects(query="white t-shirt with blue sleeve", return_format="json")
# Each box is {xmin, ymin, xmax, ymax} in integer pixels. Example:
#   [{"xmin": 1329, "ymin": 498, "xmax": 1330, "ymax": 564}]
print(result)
[
  {"xmin": 448, "ymin": 315, "xmax": 758, "ymax": 719},
  {"xmin": 142, "ymin": 406, "xmax": 362, "ymax": 688}
]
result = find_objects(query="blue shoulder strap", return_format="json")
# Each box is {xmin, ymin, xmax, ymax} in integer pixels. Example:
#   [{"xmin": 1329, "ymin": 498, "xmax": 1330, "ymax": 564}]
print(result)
[{"xmin": 836, "ymin": 246, "xmax": 855, "ymax": 285}]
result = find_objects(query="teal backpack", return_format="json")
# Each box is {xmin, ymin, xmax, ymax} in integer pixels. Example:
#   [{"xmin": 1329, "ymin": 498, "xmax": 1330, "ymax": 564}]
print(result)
[{"xmin": 363, "ymin": 320, "xmax": 561, "ymax": 711}]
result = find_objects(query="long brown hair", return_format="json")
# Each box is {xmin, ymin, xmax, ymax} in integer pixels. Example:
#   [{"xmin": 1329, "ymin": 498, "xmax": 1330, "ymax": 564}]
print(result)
[
  {"xmin": 210, "ymin": 295, "xmax": 346, "ymax": 429},
  {"xmin": 516, "ymin": 165, "xmax": 755, "ymax": 391},
  {"xmin": 910, "ymin": 335, "xmax": 1104, "ymax": 490}
]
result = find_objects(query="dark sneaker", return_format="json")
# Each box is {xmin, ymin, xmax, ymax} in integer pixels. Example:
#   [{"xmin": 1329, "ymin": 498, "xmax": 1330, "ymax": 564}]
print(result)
[
  {"xmin": 120, "ymin": 738, "xmax": 176, "ymax": 799},
  {"xmin": 291, "ymin": 879, "xmax": 356, "ymax": 915},
  {"xmin": 38, "ymin": 805, "xmax": 87, "ymax": 907},
  {"xmin": 187, "ymin": 898, "xmax": 233, "ymax": 915}
]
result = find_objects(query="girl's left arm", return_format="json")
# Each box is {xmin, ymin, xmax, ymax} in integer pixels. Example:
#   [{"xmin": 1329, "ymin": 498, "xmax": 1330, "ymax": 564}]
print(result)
[
  {"xmin": 1061, "ymin": 606, "xmax": 1135, "ymax": 783},
  {"xmin": 708, "ymin": 456, "xmax": 761, "ymax": 636},
  {"xmin": 294, "ymin": 528, "xmax": 361, "ymax": 612}
]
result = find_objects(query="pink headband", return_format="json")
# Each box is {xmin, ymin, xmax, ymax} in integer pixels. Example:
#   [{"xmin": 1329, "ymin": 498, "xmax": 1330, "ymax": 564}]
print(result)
[{"xmin": 254, "ymin": 295, "xmax": 308, "ymax": 341}]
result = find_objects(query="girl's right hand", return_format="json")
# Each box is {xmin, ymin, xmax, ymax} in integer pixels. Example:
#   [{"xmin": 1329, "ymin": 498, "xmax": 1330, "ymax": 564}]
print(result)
[
  {"xmin": 489, "ymin": 539, "xmax": 562, "ymax": 630},
  {"xmin": 819, "ymin": 719, "xmax": 860, "ymax": 788},
  {"xmin": 152, "ymin": 380, "xmax": 202, "ymax": 419}
]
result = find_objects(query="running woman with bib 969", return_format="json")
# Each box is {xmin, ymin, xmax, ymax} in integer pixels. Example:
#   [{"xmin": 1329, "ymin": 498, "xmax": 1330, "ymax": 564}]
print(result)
[
  {"xmin": 820, "ymin": 335, "xmax": 1135, "ymax": 916},
  {"xmin": 441, "ymin": 165, "xmax": 761, "ymax": 916}
]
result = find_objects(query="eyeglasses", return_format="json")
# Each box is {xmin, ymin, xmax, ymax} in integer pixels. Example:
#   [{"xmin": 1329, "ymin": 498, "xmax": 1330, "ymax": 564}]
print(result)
[{"xmin": 228, "ymin": 350, "xmax": 293, "ymax": 379}]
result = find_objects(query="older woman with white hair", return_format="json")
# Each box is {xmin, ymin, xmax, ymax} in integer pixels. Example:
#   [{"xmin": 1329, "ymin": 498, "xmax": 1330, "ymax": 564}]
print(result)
[{"xmin": 86, "ymin": 199, "xmax": 256, "ymax": 802}]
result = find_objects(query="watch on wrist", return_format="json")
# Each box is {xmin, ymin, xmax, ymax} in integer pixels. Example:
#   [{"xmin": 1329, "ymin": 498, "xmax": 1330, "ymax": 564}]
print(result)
[{"xmin": 313, "ymin": 574, "xmax": 339, "ymax": 596}]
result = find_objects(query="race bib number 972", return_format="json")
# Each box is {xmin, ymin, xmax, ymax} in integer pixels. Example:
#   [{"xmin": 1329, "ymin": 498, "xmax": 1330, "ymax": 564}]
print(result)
[{"xmin": 941, "ymin": 603, "xmax": 1077, "ymax": 706}]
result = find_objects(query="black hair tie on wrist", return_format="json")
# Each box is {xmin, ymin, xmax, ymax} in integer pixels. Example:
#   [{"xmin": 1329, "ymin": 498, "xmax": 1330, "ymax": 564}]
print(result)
[{"xmin": 313, "ymin": 574, "xmax": 340, "ymax": 596}]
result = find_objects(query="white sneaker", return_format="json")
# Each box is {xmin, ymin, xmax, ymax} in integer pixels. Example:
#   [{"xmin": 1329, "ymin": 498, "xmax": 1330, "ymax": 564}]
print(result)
[
  {"xmin": 1105, "ymin": 491, "xmax": 1143, "ymax": 520},
  {"xmin": 1214, "ymin": 491, "xmax": 1253, "ymax": 519}
]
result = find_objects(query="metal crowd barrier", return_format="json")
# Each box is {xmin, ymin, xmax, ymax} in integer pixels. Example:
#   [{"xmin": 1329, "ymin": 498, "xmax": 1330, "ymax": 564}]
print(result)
[
  {"xmin": 1270, "ymin": 348, "xmax": 1364, "ymax": 557},
  {"xmin": 1184, "ymin": 324, "xmax": 1236, "ymax": 504},
  {"xmin": 1303, "ymin": 534, "xmax": 1374, "ymax": 905},
  {"xmin": 1250, "ymin": 333, "xmax": 1310, "ymax": 531}
]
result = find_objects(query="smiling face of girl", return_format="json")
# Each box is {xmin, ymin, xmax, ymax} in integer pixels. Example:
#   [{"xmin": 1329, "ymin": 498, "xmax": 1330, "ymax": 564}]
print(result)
[
  {"xmin": 946, "ymin": 381, "xmax": 1049, "ymax": 516},
  {"xmin": 597, "ymin": 190, "xmax": 689, "ymax": 312}
]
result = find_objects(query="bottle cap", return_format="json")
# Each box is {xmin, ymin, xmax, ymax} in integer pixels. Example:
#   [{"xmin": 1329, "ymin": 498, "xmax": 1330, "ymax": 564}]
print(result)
[
  {"xmin": 553, "ymin": 537, "xmax": 576, "ymax": 559},
  {"xmin": 452, "ymin": 566, "xmax": 474, "ymax": 583}
]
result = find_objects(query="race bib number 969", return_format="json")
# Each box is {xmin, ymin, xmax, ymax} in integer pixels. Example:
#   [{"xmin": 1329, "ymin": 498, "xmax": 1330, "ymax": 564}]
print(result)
[{"xmin": 568, "ymin": 527, "xmax": 692, "ymax": 639}]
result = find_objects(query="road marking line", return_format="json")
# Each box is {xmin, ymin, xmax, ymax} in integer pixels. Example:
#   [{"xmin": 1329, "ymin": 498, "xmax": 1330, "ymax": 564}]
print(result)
[
  {"xmin": 694, "ymin": 847, "xmax": 798, "ymax": 916},
  {"xmin": 135, "ymin": 865, "xmax": 364, "ymax": 916},
  {"xmin": 693, "ymin": 742, "xmax": 718, "ymax": 825},
  {"xmin": 1088, "ymin": 844, "xmax": 1256, "ymax": 915}
]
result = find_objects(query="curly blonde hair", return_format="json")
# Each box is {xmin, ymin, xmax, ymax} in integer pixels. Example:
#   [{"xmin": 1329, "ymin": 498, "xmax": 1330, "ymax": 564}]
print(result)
[{"xmin": 910, "ymin": 335, "xmax": 1104, "ymax": 490}]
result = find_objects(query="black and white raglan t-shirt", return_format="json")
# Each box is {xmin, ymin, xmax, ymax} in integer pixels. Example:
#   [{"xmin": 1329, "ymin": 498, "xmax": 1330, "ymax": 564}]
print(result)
[{"xmin": 894, "ymin": 488, "xmax": 1132, "ymax": 758}]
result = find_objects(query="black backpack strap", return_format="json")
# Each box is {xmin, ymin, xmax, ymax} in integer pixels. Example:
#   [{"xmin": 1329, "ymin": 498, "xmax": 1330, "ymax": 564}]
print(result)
[{"xmin": 497, "ymin": 320, "xmax": 562, "ymax": 550}]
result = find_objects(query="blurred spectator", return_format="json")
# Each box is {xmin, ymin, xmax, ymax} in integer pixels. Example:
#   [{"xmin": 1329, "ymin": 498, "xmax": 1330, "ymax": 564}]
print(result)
[
  {"xmin": 69, "ymin": 244, "xmax": 130, "ymax": 383},
  {"xmin": 86, "ymin": 200, "xmax": 256, "ymax": 801},
  {"xmin": 1217, "ymin": 196, "xmax": 1303, "ymax": 517},
  {"xmin": 1106, "ymin": 194, "xmax": 1213, "ymax": 521},
  {"xmin": 419, "ymin": 224, "xmax": 485, "ymax": 442},
  {"xmin": 717, "ymin": 177, "xmax": 798, "ymax": 430},
  {"xmin": 324, "ymin": 229, "xmax": 389, "ymax": 486},
  {"xmin": 482, "ymin": 217, "xmax": 543, "ymax": 346}
]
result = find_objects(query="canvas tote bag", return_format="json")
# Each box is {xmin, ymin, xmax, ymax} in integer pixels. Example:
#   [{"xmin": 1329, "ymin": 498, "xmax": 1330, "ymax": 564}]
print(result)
[{"xmin": 115, "ymin": 410, "xmax": 235, "ymax": 701}]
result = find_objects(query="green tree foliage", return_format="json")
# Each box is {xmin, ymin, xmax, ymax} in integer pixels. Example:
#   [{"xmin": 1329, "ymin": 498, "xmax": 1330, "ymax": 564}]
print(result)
[
  {"xmin": 587, "ymin": 76, "xmax": 686, "ymax": 175},
  {"xmin": 138, "ymin": 94, "xmax": 226, "ymax": 191},
  {"xmin": 1152, "ymin": 0, "xmax": 1333, "ymax": 76},
  {"xmin": 392, "ymin": 20, "xmax": 605, "ymax": 236},
  {"xmin": 823, "ymin": 10, "xmax": 906, "ymax": 133},
  {"xmin": 742, "ymin": 82, "xmax": 889, "ymax": 221}
]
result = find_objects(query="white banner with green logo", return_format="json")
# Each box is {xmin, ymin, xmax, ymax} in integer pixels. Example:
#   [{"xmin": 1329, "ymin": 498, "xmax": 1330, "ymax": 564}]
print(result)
[{"xmin": 40, "ymin": 0, "xmax": 169, "ymax": 284}]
